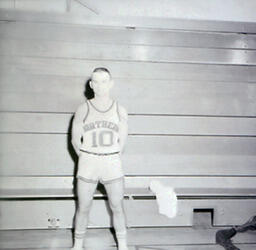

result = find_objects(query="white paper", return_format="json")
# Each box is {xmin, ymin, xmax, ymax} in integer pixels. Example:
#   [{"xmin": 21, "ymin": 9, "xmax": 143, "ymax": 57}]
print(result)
[{"xmin": 149, "ymin": 180, "xmax": 178, "ymax": 218}]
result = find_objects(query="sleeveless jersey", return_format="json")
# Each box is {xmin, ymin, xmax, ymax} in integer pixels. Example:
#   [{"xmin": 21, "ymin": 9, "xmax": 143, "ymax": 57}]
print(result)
[{"xmin": 80, "ymin": 99, "xmax": 121, "ymax": 154}]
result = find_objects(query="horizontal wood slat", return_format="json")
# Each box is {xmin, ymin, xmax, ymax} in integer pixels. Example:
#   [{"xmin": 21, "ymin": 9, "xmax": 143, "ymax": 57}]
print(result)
[
  {"xmin": 0, "ymin": 228, "xmax": 256, "ymax": 249},
  {"xmin": 0, "ymin": 134, "xmax": 255, "ymax": 176},
  {"xmin": 125, "ymin": 176, "xmax": 256, "ymax": 189},
  {"xmin": 0, "ymin": 199, "xmax": 255, "ymax": 229},
  {"xmin": 1, "ymin": 39, "xmax": 256, "ymax": 65},
  {"xmin": 1, "ymin": 74, "xmax": 256, "ymax": 115},
  {"xmin": 1, "ymin": 188, "xmax": 256, "ymax": 199},
  {"xmin": 1, "ymin": 176, "xmax": 255, "ymax": 191},
  {"xmin": 1, "ymin": 22, "xmax": 255, "ymax": 49},
  {"xmin": 1, "ymin": 113, "xmax": 256, "ymax": 136},
  {"xmin": 1, "ymin": 9, "xmax": 256, "ymax": 33},
  {"xmin": 1, "ymin": 56, "xmax": 256, "ymax": 82}
]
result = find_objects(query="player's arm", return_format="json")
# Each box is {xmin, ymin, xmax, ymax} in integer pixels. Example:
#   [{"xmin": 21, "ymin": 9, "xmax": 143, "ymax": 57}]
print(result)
[
  {"xmin": 118, "ymin": 104, "xmax": 128, "ymax": 154},
  {"xmin": 71, "ymin": 103, "xmax": 87, "ymax": 156}
]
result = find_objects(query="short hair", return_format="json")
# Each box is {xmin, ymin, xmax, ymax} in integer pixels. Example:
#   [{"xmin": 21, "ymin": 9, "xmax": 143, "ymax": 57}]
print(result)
[{"xmin": 92, "ymin": 67, "xmax": 112, "ymax": 78}]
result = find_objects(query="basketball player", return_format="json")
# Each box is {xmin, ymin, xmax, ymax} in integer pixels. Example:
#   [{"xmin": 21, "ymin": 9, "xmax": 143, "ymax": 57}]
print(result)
[{"xmin": 71, "ymin": 68, "xmax": 129, "ymax": 250}]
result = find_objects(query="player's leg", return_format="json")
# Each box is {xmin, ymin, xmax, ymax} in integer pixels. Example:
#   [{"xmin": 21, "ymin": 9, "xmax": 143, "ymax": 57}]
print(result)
[
  {"xmin": 72, "ymin": 178, "xmax": 98, "ymax": 250},
  {"xmin": 104, "ymin": 178, "xmax": 128, "ymax": 250}
]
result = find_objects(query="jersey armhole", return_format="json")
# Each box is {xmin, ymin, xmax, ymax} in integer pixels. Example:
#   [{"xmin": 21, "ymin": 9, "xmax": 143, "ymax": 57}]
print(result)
[
  {"xmin": 83, "ymin": 100, "xmax": 90, "ymax": 123},
  {"xmin": 116, "ymin": 101, "xmax": 121, "ymax": 122}
]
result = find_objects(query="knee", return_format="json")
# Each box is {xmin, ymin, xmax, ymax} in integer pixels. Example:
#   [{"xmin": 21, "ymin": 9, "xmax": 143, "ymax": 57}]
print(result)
[
  {"xmin": 110, "ymin": 200, "xmax": 123, "ymax": 214},
  {"xmin": 77, "ymin": 204, "xmax": 91, "ymax": 216}
]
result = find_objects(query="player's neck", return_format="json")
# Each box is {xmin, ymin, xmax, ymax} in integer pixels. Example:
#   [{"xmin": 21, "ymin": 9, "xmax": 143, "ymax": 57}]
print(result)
[{"xmin": 92, "ymin": 95, "xmax": 112, "ymax": 107}]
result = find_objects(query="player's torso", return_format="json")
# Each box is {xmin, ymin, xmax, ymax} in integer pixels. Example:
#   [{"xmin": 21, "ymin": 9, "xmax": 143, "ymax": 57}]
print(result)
[{"xmin": 80, "ymin": 100, "xmax": 120, "ymax": 154}]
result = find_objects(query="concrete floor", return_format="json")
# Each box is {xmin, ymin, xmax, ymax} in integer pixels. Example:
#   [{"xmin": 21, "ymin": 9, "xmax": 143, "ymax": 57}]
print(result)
[{"xmin": 0, "ymin": 227, "xmax": 256, "ymax": 250}]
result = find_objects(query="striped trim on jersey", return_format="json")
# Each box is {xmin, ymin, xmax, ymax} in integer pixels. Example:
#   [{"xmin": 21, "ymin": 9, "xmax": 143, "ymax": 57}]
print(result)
[
  {"xmin": 83, "ymin": 100, "xmax": 89, "ymax": 123},
  {"xmin": 89, "ymin": 99, "xmax": 115, "ymax": 113},
  {"xmin": 79, "ymin": 149, "xmax": 120, "ymax": 156},
  {"xmin": 116, "ymin": 101, "xmax": 121, "ymax": 122}
]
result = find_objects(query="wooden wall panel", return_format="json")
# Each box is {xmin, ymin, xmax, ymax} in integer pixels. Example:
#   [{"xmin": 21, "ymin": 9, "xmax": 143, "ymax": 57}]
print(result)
[
  {"xmin": 1, "ymin": 56, "xmax": 256, "ymax": 81},
  {"xmin": 1, "ymin": 176, "xmax": 256, "ymax": 192},
  {"xmin": 1, "ymin": 199, "xmax": 256, "ymax": 229},
  {"xmin": 1, "ymin": 39, "xmax": 256, "ymax": 65},
  {"xmin": 1, "ymin": 74, "xmax": 255, "ymax": 115},
  {"xmin": 1, "ymin": 228, "xmax": 256, "ymax": 249},
  {"xmin": 125, "ymin": 176, "xmax": 256, "ymax": 190},
  {"xmin": 1, "ymin": 9, "xmax": 256, "ymax": 33},
  {"xmin": 1, "ymin": 113, "xmax": 256, "ymax": 135},
  {"xmin": 0, "ymin": 134, "xmax": 255, "ymax": 176},
  {"xmin": 0, "ymin": 22, "xmax": 255, "ymax": 49}
]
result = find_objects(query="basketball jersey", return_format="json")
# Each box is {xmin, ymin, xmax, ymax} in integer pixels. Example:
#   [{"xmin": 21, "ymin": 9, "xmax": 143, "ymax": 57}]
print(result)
[{"xmin": 80, "ymin": 99, "xmax": 121, "ymax": 154}]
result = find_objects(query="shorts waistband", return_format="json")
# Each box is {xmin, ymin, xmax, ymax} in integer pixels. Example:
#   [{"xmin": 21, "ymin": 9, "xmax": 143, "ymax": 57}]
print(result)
[{"xmin": 79, "ymin": 149, "xmax": 120, "ymax": 156}]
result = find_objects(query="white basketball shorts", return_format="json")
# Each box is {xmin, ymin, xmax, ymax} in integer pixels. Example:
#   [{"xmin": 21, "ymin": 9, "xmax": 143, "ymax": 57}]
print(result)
[{"xmin": 76, "ymin": 152, "xmax": 124, "ymax": 184}]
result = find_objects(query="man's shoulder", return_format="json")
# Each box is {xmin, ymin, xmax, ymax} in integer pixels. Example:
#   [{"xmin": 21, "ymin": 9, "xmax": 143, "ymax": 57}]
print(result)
[
  {"xmin": 75, "ymin": 101, "xmax": 89, "ymax": 114},
  {"xmin": 116, "ymin": 102, "xmax": 128, "ymax": 120}
]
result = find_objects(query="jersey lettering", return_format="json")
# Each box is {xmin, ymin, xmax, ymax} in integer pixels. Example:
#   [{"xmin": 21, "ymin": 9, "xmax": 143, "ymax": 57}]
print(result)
[{"xmin": 83, "ymin": 120, "xmax": 119, "ymax": 133}]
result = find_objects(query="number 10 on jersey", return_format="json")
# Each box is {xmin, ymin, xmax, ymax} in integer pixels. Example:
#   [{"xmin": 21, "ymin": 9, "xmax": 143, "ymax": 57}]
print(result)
[{"xmin": 91, "ymin": 130, "xmax": 114, "ymax": 147}]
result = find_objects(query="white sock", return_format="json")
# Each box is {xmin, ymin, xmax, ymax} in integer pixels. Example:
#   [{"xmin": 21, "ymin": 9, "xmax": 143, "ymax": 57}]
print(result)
[
  {"xmin": 116, "ymin": 232, "xmax": 128, "ymax": 250},
  {"xmin": 71, "ymin": 230, "xmax": 86, "ymax": 250}
]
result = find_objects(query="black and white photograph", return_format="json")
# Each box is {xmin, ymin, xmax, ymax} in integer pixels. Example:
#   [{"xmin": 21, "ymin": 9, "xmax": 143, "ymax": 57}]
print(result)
[{"xmin": 0, "ymin": 1, "xmax": 256, "ymax": 249}]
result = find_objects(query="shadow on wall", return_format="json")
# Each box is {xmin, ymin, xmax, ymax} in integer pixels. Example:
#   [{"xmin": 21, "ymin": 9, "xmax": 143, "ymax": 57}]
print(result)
[{"xmin": 67, "ymin": 78, "xmax": 95, "ymax": 176}]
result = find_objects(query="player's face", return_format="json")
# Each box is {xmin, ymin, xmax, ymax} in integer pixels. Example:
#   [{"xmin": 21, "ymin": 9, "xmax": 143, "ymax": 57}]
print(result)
[{"xmin": 90, "ymin": 71, "xmax": 113, "ymax": 97}]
